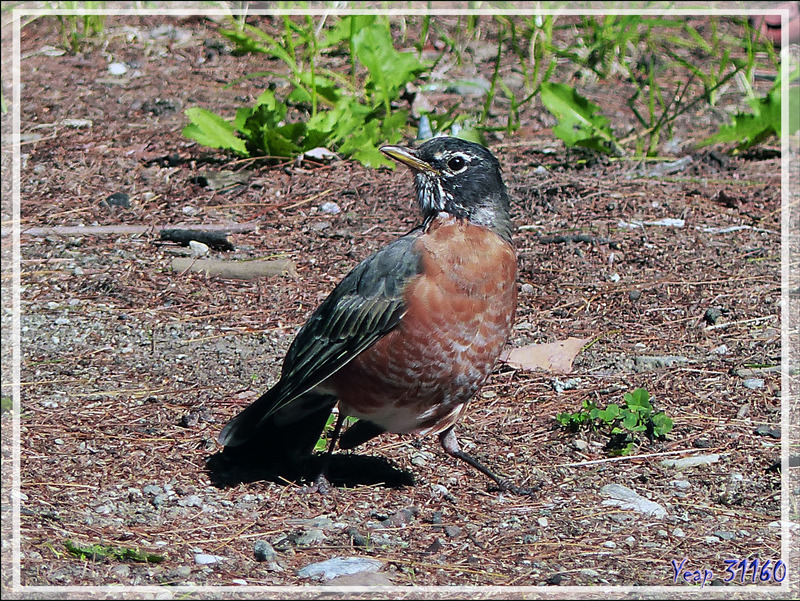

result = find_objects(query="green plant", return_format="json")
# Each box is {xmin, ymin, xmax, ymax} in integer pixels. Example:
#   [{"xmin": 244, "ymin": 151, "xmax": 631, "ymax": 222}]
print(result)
[
  {"xmin": 314, "ymin": 413, "xmax": 357, "ymax": 453},
  {"xmin": 540, "ymin": 81, "xmax": 622, "ymax": 155},
  {"xmin": 184, "ymin": 15, "xmax": 429, "ymax": 168},
  {"xmin": 52, "ymin": 1, "xmax": 107, "ymax": 54},
  {"xmin": 556, "ymin": 388, "xmax": 673, "ymax": 456},
  {"xmin": 700, "ymin": 60, "xmax": 799, "ymax": 151},
  {"xmin": 479, "ymin": 14, "xmax": 780, "ymax": 156}
]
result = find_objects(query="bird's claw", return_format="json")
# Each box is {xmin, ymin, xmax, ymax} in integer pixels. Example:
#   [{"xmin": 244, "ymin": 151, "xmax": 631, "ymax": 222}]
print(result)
[{"xmin": 302, "ymin": 473, "xmax": 333, "ymax": 495}]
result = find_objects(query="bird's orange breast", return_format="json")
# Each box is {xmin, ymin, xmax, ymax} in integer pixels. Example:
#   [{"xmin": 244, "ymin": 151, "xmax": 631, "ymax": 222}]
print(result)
[{"xmin": 325, "ymin": 214, "xmax": 517, "ymax": 435}]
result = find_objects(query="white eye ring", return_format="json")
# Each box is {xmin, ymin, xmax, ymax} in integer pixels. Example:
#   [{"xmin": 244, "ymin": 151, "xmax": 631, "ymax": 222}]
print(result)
[{"xmin": 446, "ymin": 153, "xmax": 469, "ymax": 173}]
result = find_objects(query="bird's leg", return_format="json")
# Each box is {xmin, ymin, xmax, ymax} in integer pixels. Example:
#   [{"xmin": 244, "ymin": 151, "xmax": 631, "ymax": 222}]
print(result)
[
  {"xmin": 308, "ymin": 411, "xmax": 345, "ymax": 494},
  {"xmin": 438, "ymin": 426, "xmax": 537, "ymax": 496}
]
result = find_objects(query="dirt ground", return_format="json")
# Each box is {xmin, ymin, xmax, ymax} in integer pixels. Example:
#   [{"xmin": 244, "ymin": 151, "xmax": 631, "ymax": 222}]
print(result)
[{"xmin": 1, "ymin": 7, "xmax": 798, "ymax": 599}]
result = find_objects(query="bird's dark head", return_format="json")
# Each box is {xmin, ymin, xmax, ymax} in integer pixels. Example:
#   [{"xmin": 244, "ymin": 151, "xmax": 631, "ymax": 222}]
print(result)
[{"xmin": 381, "ymin": 137, "xmax": 513, "ymax": 241}]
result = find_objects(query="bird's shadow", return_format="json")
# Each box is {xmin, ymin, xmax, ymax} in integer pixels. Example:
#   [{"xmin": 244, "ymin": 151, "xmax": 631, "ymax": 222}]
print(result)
[{"xmin": 205, "ymin": 450, "xmax": 415, "ymax": 490}]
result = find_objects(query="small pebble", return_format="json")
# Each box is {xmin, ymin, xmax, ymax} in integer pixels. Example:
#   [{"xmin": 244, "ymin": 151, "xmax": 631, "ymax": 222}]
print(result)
[
  {"xmin": 546, "ymin": 573, "xmax": 564, "ymax": 585},
  {"xmin": 178, "ymin": 495, "xmax": 202, "ymax": 507},
  {"xmin": 673, "ymin": 528, "xmax": 686, "ymax": 538},
  {"xmin": 189, "ymin": 240, "xmax": 209, "ymax": 257},
  {"xmin": 108, "ymin": 62, "xmax": 128, "ymax": 75},
  {"xmin": 254, "ymin": 540, "xmax": 277, "ymax": 562},
  {"xmin": 743, "ymin": 378, "xmax": 765, "ymax": 389},
  {"xmin": 602, "ymin": 541, "xmax": 616, "ymax": 549},
  {"xmin": 346, "ymin": 528, "xmax": 368, "ymax": 547},
  {"xmin": 102, "ymin": 192, "xmax": 130, "ymax": 208},
  {"xmin": 194, "ymin": 553, "xmax": 223, "ymax": 565},
  {"xmin": 380, "ymin": 507, "xmax": 418, "ymax": 528},
  {"xmin": 296, "ymin": 528, "xmax": 326, "ymax": 547},
  {"xmin": 410, "ymin": 453, "xmax": 427, "ymax": 467},
  {"xmin": 754, "ymin": 425, "xmax": 781, "ymax": 439},
  {"xmin": 571, "ymin": 439, "xmax": 588, "ymax": 452},
  {"xmin": 297, "ymin": 556, "xmax": 382, "ymax": 581},
  {"xmin": 110, "ymin": 565, "xmax": 130, "ymax": 579},
  {"xmin": 443, "ymin": 525, "xmax": 462, "ymax": 538},
  {"xmin": 319, "ymin": 201, "xmax": 341, "ymax": 215}
]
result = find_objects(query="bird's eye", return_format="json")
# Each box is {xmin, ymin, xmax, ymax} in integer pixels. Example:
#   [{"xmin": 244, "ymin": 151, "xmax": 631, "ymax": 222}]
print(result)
[{"xmin": 447, "ymin": 155, "xmax": 467, "ymax": 172}]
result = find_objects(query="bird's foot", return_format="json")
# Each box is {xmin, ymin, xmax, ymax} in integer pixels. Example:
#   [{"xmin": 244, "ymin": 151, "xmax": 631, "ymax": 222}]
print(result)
[
  {"xmin": 439, "ymin": 427, "xmax": 539, "ymax": 498},
  {"xmin": 302, "ymin": 473, "xmax": 333, "ymax": 495}
]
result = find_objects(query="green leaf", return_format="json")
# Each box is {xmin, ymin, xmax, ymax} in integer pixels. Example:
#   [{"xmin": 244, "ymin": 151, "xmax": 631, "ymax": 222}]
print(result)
[
  {"xmin": 354, "ymin": 144, "xmax": 397, "ymax": 169},
  {"xmin": 183, "ymin": 108, "xmax": 248, "ymax": 156},
  {"xmin": 380, "ymin": 109, "xmax": 410, "ymax": 142},
  {"xmin": 621, "ymin": 410, "xmax": 641, "ymax": 430},
  {"xmin": 540, "ymin": 82, "xmax": 617, "ymax": 154},
  {"xmin": 252, "ymin": 122, "xmax": 306, "ymax": 158},
  {"xmin": 623, "ymin": 388, "xmax": 652, "ymax": 411},
  {"xmin": 322, "ymin": 15, "xmax": 377, "ymax": 48},
  {"xmin": 651, "ymin": 412, "xmax": 674, "ymax": 436},
  {"xmin": 353, "ymin": 23, "xmax": 427, "ymax": 108},
  {"xmin": 700, "ymin": 85, "xmax": 786, "ymax": 150},
  {"xmin": 220, "ymin": 24, "xmax": 297, "ymax": 71},
  {"xmin": 595, "ymin": 403, "xmax": 620, "ymax": 423}
]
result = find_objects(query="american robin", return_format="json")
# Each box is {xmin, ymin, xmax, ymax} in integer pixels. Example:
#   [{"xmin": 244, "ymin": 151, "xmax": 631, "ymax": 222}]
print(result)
[{"xmin": 218, "ymin": 136, "xmax": 530, "ymax": 494}]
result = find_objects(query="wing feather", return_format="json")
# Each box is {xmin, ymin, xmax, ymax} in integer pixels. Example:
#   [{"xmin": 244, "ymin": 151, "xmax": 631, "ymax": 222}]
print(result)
[{"xmin": 219, "ymin": 231, "xmax": 422, "ymax": 446}]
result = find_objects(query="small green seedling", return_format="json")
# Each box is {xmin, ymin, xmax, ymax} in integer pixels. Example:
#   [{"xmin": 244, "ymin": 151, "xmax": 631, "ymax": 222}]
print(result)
[
  {"xmin": 556, "ymin": 388, "xmax": 673, "ymax": 456},
  {"xmin": 314, "ymin": 413, "xmax": 357, "ymax": 453}
]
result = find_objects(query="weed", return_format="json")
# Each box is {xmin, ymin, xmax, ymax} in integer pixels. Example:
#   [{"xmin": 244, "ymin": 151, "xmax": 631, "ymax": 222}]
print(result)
[
  {"xmin": 314, "ymin": 413, "xmax": 357, "ymax": 453},
  {"xmin": 53, "ymin": 1, "xmax": 107, "ymax": 54},
  {"xmin": 700, "ymin": 59, "xmax": 799, "ymax": 151},
  {"xmin": 184, "ymin": 15, "xmax": 428, "ymax": 168},
  {"xmin": 556, "ymin": 388, "xmax": 673, "ymax": 456},
  {"xmin": 540, "ymin": 81, "xmax": 622, "ymax": 155},
  {"xmin": 493, "ymin": 14, "xmax": 780, "ymax": 156}
]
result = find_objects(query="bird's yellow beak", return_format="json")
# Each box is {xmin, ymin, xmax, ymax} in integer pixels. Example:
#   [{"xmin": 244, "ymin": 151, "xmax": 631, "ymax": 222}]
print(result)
[{"xmin": 380, "ymin": 145, "xmax": 440, "ymax": 175}]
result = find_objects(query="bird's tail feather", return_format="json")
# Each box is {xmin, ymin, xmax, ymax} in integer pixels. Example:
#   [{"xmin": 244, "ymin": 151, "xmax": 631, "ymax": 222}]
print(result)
[{"xmin": 218, "ymin": 390, "xmax": 337, "ymax": 467}]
